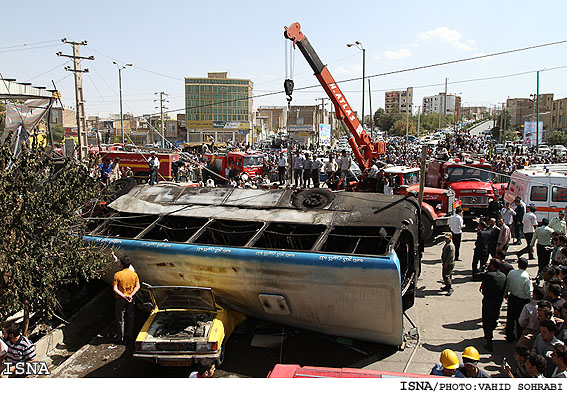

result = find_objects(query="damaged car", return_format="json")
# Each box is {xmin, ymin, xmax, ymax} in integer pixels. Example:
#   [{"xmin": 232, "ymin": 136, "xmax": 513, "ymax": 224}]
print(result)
[{"xmin": 134, "ymin": 285, "xmax": 246, "ymax": 367}]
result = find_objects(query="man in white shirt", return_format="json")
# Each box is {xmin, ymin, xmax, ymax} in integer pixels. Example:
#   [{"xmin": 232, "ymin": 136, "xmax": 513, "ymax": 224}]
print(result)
[
  {"xmin": 500, "ymin": 202, "xmax": 516, "ymax": 227},
  {"xmin": 311, "ymin": 154, "xmax": 324, "ymax": 188},
  {"xmin": 505, "ymin": 257, "xmax": 533, "ymax": 342},
  {"xmin": 549, "ymin": 210, "xmax": 567, "ymax": 234},
  {"xmin": 338, "ymin": 150, "xmax": 351, "ymax": 189},
  {"xmin": 147, "ymin": 152, "xmax": 160, "ymax": 185},
  {"xmin": 448, "ymin": 207, "xmax": 465, "ymax": 261},
  {"xmin": 293, "ymin": 151, "xmax": 304, "ymax": 188},
  {"xmin": 277, "ymin": 153, "xmax": 287, "ymax": 186},
  {"xmin": 517, "ymin": 204, "xmax": 538, "ymax": 260}
]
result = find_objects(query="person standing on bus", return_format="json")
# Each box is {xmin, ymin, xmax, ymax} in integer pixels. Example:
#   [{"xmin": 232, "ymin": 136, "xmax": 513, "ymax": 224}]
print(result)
[{"xmin": 148, "ymin": 152, "xmax": 160, "ymax": 185}]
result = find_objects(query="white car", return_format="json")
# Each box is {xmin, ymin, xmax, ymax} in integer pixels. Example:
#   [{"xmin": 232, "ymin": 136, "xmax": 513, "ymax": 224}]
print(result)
[{"xmin": 552, "ymin": 145, "xmax": 567, "ymax": 156}]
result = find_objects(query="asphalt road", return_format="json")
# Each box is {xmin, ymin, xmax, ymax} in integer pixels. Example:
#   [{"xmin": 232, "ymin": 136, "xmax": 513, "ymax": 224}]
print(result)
[
  {"xmin": 50, "ymin": 227, "xmax": 535, "ymax": 378},
  {"xmin": 469, "ymin": 120, "xmax": 494, "ymax": 137}
]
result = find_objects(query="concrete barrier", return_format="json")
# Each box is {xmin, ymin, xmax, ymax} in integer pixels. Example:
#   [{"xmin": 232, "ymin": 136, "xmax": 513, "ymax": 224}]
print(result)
[{"xmin": 36, "ymin": 289, "xmax": 113, "ymax": 362}]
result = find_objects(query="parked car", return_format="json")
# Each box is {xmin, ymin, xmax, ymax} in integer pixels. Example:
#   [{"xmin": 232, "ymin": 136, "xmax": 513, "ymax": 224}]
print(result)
[
  {"xmin": 134, "ymin": 285, "xmax": 246, "ymax": 367},
  {"xmin": 552, "ymin": 145, "xmax": 567, "ymax": 156}
]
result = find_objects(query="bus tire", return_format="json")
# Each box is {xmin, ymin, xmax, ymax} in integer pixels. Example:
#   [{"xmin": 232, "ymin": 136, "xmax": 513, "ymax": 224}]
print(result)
[
  {"xmin": 104, "ymin": 178, "xmax": 137, "ymax": 201},
  {"xmin": 421, "ymin": 213, "xmax": 434, "ymax": 244},
  {"xmin": 292, "ymin": 189, "xmax": 335, "ymax": 209}
]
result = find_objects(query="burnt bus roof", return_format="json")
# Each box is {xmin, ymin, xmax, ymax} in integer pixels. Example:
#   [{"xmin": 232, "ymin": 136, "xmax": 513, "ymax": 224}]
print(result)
[{"xmin": 107, "ymin": 185, "xmax": 420, "ymax": 230}]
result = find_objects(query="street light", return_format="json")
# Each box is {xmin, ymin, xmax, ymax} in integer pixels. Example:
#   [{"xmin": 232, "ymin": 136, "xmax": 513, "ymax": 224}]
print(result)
[
  {"xmin": 347, "ymin": 41, "xmax": 365, "ymax": 130},
  {"xmin": 113, "ymin": 61, "xmax": 133, "ymax": 144}
]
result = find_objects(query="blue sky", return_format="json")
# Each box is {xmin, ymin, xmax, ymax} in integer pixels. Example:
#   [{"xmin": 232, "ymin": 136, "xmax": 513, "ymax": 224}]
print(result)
[{"xmin": 1, "ymin": 0, "xmax": 566, "ymax": 119}]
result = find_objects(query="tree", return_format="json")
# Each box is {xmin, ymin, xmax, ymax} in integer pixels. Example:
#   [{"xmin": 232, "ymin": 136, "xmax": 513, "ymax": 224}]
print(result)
[
  {"xmin": 373, "ymin": 108, "xmax": 402, "ymax": 133},
  {"xmin": 51, "ymin": 124, "xmax": 65, "ymax": 143},
  {"xmin": 0, "ymin": 136, "xmax": 110, "ymax": 335},
  {"xmin": 546, "ymin": 130, "xmax": 567, "ymax": 146},
  {"xmin": 391, "ymin": 119, "xmax": 417, "ymax": 136}
]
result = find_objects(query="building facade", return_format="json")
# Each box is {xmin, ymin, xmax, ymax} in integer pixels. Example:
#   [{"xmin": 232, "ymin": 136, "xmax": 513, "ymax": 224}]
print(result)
[
  {"xmin": 552, "ymin": 98, "xmax": 567, "ymax": 131},
  {"xmin": 385, "ymin": 88, "xmax": 413, "ymax": 114},
  {"xmin": 185, "ymin": 72, "xmax": 253, "ymax": 144},
  {"xmin": 507, "ymin": 93, "xmax": 553, "ymax": 131},
  {"xmin": 422, "ymin": 93, "xmax": 461, "ymax": 117}
]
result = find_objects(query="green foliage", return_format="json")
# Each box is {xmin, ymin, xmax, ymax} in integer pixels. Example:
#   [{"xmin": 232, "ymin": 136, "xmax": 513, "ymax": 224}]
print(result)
[
  {"xmin": 546, "ymin": 130, "xmax": 567, "ymax": 146},
  {"xmin": 51, "ymin": 124, "xmax": 65, "ymax": 143},
  {"xmin": 391, "ymin": 119, "xmax": 417, "ymax": 136},
  {"xmin": 373, "ymin": 108, "xmax": 402, "ymax": 133},
  {"xmin": 0, "ymin": 137, "xmax": 110, "ymax": 324}
]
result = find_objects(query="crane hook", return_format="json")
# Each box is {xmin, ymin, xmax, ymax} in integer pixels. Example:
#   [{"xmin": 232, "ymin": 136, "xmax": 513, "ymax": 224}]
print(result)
[{"xmin": 284, "ymin": 79, "xmax": 294, "ymax": 109}]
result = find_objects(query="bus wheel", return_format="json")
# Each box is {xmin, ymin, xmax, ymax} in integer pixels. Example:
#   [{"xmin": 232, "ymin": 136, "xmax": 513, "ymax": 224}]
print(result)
[
  {"xmin": 292, "ymin": 189, "xmax": 335, "ymax": 209},
  {"xmin": 104, "ymin": 178, "xmax": 137, "ymax": 201}
]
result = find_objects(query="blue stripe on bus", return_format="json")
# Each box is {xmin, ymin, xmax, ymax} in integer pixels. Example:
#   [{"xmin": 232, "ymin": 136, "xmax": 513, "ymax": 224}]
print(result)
[{"xmin": 84, "ymin": 236, "xmax": 400, "ymax": 272}]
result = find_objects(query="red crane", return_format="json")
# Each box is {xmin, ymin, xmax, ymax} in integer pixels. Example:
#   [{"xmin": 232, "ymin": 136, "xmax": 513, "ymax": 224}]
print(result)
[{"xmin": 284, "ymin": 22, "xmax": 385, "ymax": 171}]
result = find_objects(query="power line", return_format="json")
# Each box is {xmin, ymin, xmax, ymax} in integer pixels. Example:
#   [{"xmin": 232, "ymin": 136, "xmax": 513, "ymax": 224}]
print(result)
[
  {"xmin": 0, "ymin": 39, "xmax": 61, "ymax": 50},
  {"xmin": 27, "ymin": 61, "xmax": 71, "ymax": 82},
  {"xmin": 0, "ymin": 43, "xmax": 63, "ymax": 54}
]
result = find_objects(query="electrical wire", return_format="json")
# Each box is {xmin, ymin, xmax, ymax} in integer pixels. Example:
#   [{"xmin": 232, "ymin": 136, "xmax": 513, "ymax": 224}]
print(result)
[
  {"xmin": 0, "ymin": 43, "xmax": 63, "ymax": 54},
  {"xmin": 0, "ymin": 39, "xmax": 61, "ymax": 50},
  {"xmin": 26, "ymin": 60, "xmax": 71, "ymax": 82}
]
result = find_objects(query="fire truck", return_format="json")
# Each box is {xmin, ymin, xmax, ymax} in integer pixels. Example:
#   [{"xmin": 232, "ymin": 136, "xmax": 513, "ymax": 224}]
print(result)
[
  {"xmin": 385, "ymin": 166, "xmax": 460, "ymax": 242},
  {"xmin": 427, "ymin": 158, "xmax": 505, "ymax": 218},
  {"xmin": 98, "ymin": 150, "xmax": 179, "ymax": 183},
  {"xmin": 284, "ymin": 22, "xmax": 454, "ymax": 242},
  {"xmin": 203, "ymin": 151, "xmax": 265, "ymax": 179}
]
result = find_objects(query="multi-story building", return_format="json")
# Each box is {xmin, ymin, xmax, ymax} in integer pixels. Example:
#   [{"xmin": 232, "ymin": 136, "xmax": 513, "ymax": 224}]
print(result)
[
  {"xmin": 185, "ymin": 72, "xmax": 253, "ymax": 143},
  {"xmin": 552, "ymin": 98, "xmax": 567, "ymax": 131},
  {"xmin": 422, "ymin": 93, "xmax": 461, "ymax": 118},
  {"xmin": 385, "ymin": 88, "xmax": 413, "ymax": 114},
  {"xmin": 461, "ymin": 106, "xmax": 488, "ymax": 121},
  {"xmin": 255, "ymin": 106, "xmax": 287, "ymax": 134},
  {"xmin": 507, "ymin": 94, "xmax": 553, "ymax": 131}
]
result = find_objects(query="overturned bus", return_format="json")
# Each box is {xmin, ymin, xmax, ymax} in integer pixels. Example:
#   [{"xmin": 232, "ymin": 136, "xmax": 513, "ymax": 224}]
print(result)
[{"xmin": 84, "ymin": 185, "xmax": 421, "ymax": 346}]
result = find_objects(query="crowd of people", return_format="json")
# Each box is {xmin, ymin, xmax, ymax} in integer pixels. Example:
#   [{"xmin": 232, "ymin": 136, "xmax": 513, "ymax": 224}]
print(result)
[{"xmin": 441, "ymin": 197, "xmax": 567, "ymax": 378}]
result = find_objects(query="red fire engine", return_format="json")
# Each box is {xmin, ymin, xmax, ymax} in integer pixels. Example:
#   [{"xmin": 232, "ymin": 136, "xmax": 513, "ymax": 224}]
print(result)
[
  {"xmin": 385, "ymin": 166, "xmax": 460, "ymax": 241},
  {"xmin": 427, "ymin": 158, "xmax": 505, "ymax": 217},
  {"xmin": 98, "ymin": 150, "xmax": 179, "ymax": 183},
  {"xmin": 203, "ymin": 151, "xmax": 265, "ymax": 179}
]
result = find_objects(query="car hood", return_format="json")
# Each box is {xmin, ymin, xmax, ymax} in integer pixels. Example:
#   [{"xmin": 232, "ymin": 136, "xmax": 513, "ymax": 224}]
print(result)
[
  {"xmin": 148, "ymin": 286, "xmax": 216, "ymax": 311},
  {"xmin": 448, "ymin": 181, "xmax": 493, "ymax": 191}
]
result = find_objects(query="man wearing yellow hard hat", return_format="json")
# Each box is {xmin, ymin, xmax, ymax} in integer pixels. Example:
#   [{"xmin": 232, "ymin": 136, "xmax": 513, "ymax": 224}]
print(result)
[
  {"xmin": 430, "ymin": 349, "xmax": 460, "ymax": 376},
  {"xmin": 455, "ymin": 346, "xmax": 490, "ymax": 378}
]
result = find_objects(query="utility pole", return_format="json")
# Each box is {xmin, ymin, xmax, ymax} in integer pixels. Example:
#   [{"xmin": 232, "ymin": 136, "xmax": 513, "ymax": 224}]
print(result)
[
  {"xmin": 368, "ymin": 79, "xmax": 373, "ymax": 139},
  {"xmin": 499, "ymin": 103, "xmax": 504, "ymax": 143},
  {"xmin": 536, "ymin": 70, "xmax": 540, "ymax": 152},
  {"xmin": 57, "ymin": 39, "xmax": 93, "ymax": 160},
  {"xmin": 154, "ymin": 91, "xmax": 168, "ymax": 148},
  {"xmin": 417, "ymin": 105, "xmax": 421, "ymax": 136}
]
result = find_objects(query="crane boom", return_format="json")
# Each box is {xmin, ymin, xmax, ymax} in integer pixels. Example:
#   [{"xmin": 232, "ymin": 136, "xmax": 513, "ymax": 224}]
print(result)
[{"xmin": 284, "ymin": 22, "xmax": 385, "ymax": 170}]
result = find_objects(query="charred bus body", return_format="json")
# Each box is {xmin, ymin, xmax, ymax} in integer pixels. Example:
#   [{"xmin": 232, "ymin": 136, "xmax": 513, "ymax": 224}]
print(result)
[{"xmin": 85, "ymin": 186, "xmax": 421, "ymax": 345}]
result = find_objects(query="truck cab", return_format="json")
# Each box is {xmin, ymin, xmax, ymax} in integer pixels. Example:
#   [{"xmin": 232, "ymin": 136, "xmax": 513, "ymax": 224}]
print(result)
[
  {"xmin": 427, "ymin": 159, "xmax": 498, "ymax": 218},
  {"xmin": 384, "ymin": 166, "xmax": 459, "ymax": 242},
  {"xmin": 204, "ymin": 151, "xmax": 265, "ymax": 179}
]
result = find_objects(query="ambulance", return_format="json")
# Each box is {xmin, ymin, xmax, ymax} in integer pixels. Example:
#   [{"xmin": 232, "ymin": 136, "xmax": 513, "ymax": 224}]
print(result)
[{"xmin": 505, "ymin": 166, "xmax": 567, "ymax": 222}]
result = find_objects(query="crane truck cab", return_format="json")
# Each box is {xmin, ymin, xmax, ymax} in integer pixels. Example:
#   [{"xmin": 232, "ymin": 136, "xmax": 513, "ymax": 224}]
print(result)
[
  {"xmin": 384, "ymin": 166, "xmax": 460, "ymax": 242},
  {"xmin": 427, "ymin": 158, "xmax": 503, "ymax": 218}
]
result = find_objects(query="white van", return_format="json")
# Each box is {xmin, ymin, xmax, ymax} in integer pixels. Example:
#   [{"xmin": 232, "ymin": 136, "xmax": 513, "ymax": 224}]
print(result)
[{"xmin": 505, "ymin": 167, "xmax": 567, "ymax": 222}]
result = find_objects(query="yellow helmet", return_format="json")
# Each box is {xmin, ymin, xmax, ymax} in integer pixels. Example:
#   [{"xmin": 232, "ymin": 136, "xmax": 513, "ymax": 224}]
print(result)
[
  {"xmin": 440, "ymin": 349, "xmax": 459, "ymax": 369},
  {"xmin": 462, "ymin": 346, "xmax": 480, "ymax": 361}
]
